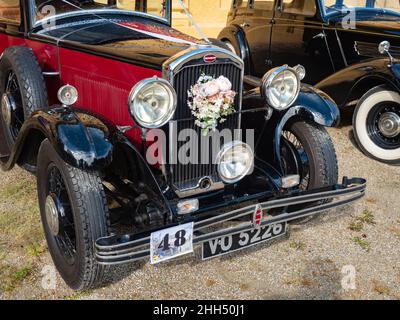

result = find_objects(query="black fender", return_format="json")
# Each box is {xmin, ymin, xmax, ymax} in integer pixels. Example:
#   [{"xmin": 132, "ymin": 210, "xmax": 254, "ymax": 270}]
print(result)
[
  {"xmin": 218, "ymin": 25, "xmax": 252, "ymax": 74},
  {"xmin": 242, "ymin": 84, "xmax": 340, "ymax": 171},
  {"xmin": 316, "ymin": 58, "xmax": 400, "ymax": 108},
  {"xmin": 0, "ymin": 107, "xmax": 113, "ymax": 172},
  {"xmin": 274, "ymin": 85, "xmax": 340, "ymax": 167},
  {"xmin": 109, "ymin": 132, "xmax": 173, "ymax": 217}
]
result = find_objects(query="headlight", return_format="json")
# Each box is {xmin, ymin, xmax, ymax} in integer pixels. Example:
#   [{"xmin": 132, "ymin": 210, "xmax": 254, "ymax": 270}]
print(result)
[
  {"xmin": 261, "ymin": 65, "xmax": 301, "ymax": 110},
  {"xmin": 128, "ymin": 78, "xmax": 177, "ymax": 128},
  {"xmin": 217, "ymin": 141, "xmax": 254, "ymax": 184}
]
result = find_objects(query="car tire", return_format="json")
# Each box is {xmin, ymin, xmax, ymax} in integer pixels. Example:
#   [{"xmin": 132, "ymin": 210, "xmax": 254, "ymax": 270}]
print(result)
[
  {"xmin": 281, "ymin": 121, "xmax": 338, "ymax": 224},
  {"xmin": 0, "ymin": 46, "xmax": 48, "ymax": 152},
  {"xmin": 353, "ymin": 86, "xmax": 400, "ymax": 165},
  {"xmin": 37, "ymin": 139, "xmax": 110, "ymax": 290}
]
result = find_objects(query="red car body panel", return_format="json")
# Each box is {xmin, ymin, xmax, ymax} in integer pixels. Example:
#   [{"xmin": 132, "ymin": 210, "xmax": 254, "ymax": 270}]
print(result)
[
  {"xmin": 59, "ymin": 47, "xmax": 162, "ymax": 148},
  {"xmin": 0, "ymin": 33, "xmax": 163, "ymax": 149}
]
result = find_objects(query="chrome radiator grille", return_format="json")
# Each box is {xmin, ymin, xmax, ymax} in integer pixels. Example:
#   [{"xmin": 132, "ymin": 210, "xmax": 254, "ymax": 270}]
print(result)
[{"xmin": 169, "ymin": 62, "xmax": 242, "ymax": 191}]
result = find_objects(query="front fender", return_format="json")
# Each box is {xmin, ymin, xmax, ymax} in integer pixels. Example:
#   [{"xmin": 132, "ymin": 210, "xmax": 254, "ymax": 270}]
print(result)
[
  {"xmin": 273, "ymin": 84, "xmax": 340, "ymax": 168},
  {"xmin": 242, "ymin": 85, "xmax": 340, "ymax": 172},
  {"xmin": 218, "ymin": 25, "xmax": 251, "ymax": 74},
  {"xmin": 391, "ymin": 62, "xmax": 400, "ymax": 85},
  {"xmin": 316, "ymin": 58, "xmax": 400, "ymax": 107},
  {"xmin": 0, "ymin": 107, "xmax": 113, "ymax": 171}
]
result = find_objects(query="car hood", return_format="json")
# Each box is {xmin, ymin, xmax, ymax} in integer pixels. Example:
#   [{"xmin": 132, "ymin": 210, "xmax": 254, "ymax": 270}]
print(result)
[{"xmin": 40, "ymin": 18, "xmax": 204, "ymax": 70}]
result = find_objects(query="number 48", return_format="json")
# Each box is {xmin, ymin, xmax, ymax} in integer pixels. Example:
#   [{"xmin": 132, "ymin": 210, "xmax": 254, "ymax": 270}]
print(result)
[{"xmin": 158, "ymin": 230, "xmax": 187, "ymax": 251}]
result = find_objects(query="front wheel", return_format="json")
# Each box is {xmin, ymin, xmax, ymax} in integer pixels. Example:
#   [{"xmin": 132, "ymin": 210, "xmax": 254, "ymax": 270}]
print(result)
[
  {"xmin": 281, "ymin": 121, "xmax": 339, "ymax": 224},
  {"xmin": 37, "ymin": 139, "xmax": 110, "ymax": 290},
  {"xmin": 353, "ymin": 86, "xmax": 400, "ymax": 165}
]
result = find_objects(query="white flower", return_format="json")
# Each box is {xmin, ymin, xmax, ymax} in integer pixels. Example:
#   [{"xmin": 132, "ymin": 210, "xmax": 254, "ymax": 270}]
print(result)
[
  {"xmin": 188, "ymin": 74, "xmax": 236, "ymax": 135},
  {"xmin": 216, "ymin": 76, "xmax": 232, "ymax": 92}
]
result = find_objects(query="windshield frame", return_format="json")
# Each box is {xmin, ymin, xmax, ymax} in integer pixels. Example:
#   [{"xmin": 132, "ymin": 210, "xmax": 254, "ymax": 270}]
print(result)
[{"xmin": 29, "ymin": 0, "xmax": 172, "ymax": 30}]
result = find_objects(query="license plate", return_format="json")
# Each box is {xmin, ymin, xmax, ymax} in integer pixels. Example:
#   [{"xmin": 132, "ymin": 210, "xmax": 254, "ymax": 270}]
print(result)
[
  {"xmin": 202, "ymin": 222, "xmax": 287, "ymax": 260},
  {"xmin": 150, "ymin": 222, "xmax": 194, "ymax": 264}
]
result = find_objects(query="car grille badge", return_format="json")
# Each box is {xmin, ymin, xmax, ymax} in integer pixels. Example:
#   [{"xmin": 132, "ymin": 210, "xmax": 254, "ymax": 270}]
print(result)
[{"xmin": 253, "ymin": 204, "xmax": 263, "ymax": 228}]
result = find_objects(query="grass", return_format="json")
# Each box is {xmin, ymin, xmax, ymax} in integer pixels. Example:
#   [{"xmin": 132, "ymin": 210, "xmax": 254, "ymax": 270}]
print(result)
[
  {"xmin": 352, "ymin": 236, "xmax": 371, "ymax": 252},
  {"xmin": 0, "ymin": 264, "xmax": 34, "ymax": 292},
  {"xmin": 0, "ymin": 169, "xmax": 43, "ymax": 246},
  {"xmin": 289, "ymin": 241, "xmax": 306, "ymax": 251},
  {"xmin": 26, "ymin": 242, "xmax": 46, "ymax": 258},
  {"xmin": 348, "ymin": 209, "xmax": 376, "ymax": 233},
  {"xmin": 0, "ymin": 169, "xmax": 44, "ymax": 293},
  {"xmin": 63, "ymin": 290, "xmax": 94, "ymax": 300},
  {"xmin": 349, "ymin": 221, "xmax": 364, "ymax": 232},
  {"xmin": 357, "ymin": 209, "xmax": 376, "ymax": 225}
]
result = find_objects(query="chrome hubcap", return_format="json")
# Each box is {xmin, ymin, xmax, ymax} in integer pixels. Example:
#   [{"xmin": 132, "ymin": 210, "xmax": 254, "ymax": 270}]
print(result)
[
  {"xmin": 45, "ymin": 194, "xmax": 60, "ymax": 236},
  {"xmin": 378, "ymin": 112, "xmax": 400, "ymax": 138},
  {"xmin": 1, "ymin": 93, "xmax": 12, "ymax": 127}
]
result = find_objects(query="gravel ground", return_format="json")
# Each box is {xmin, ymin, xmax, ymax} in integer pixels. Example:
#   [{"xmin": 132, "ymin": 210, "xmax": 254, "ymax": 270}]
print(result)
[{"xmin": 0, "ymin": 124, "xmax": 399, "ymax": 300}]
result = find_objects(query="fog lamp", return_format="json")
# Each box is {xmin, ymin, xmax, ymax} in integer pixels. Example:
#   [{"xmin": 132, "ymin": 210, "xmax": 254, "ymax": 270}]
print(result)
[{"xmin": 217, "ymin": 141, "xmax": 254, "ymax": 184}]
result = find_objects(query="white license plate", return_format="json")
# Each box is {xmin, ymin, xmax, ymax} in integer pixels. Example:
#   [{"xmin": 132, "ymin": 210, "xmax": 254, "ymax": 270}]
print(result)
[{"xmin": 150, "ymin": 222, "xmax": 194, "ymax": 264}]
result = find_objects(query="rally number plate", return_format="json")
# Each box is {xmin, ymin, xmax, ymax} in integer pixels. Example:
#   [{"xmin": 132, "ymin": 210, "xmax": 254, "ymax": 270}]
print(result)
[{"xmin": 150, "ymin": 222, "xmax": 194, "ymax": 264}]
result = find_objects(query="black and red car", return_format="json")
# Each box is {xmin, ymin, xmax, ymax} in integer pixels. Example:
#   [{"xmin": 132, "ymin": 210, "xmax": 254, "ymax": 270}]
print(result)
[
  {"xmin": 0, "ymin": 0, "xmax": 365, "ymax": 290},
  {"xmin": 219, "ymin": 0, "xmax": 400, "ymax": 165}
]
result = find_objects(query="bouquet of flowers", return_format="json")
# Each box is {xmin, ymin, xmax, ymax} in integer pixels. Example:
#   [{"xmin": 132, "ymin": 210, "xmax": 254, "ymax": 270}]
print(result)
[{"xmin": 188, "ymin": 74, "xmax": 237, "ymax": 136}]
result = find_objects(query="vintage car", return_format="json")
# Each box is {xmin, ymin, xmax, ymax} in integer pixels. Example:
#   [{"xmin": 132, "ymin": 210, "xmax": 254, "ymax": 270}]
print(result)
[
  {"xmin": 219, "ymin": 0, "xmax": 400, "ymax": 165},
  {"xmin": 0, "ymin": 0, "xmax": 365, "ymax": 290}
]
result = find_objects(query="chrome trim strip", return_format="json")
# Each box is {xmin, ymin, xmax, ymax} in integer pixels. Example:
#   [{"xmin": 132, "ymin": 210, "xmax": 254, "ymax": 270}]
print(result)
[
  {"xmin": 173, "ymin": 179, "xmax": 224, "ymax": 198},
  {"xmin": 42, "ymin": 72, "xmax": 60, "ymax": 77}
]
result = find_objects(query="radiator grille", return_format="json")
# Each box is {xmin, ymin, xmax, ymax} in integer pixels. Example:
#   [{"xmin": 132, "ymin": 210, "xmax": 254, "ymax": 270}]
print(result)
[{"xmin": 169, "ymin": 62, "xmax": 242, "ymax": 190}]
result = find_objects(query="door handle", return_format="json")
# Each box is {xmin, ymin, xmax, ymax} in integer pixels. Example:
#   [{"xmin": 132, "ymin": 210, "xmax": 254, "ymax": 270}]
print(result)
[
  {"xmin": 240, "ymin": 22, "xmax": 250, "ymax": 29},
  {"xmin": 313, "ymin": 32, "xmax": 326, "ymax": 39}
]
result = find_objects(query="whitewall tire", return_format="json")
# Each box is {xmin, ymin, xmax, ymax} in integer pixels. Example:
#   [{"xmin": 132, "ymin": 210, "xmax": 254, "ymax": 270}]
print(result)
[{"xmin": 353, "ymin": 86, "xmax": 400, "ymax": 165}]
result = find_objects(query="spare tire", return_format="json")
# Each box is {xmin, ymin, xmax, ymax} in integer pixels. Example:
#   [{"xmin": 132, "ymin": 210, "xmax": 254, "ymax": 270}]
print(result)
[{"xmin": 0, "ymin": 46, "xmax": 48, "ymax": 152}]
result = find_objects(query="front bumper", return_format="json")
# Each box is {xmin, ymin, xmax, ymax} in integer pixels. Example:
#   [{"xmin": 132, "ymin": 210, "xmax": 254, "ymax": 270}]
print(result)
[{"xmin": 96, "ymin": 177, "xmax": 366, "ymax": 265}]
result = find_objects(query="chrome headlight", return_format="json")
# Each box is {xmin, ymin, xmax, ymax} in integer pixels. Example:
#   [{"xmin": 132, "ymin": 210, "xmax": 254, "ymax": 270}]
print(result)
[
  {"xmin": 128, "ymin": 78, "xmax": 177, "ymax": 129},
  {"xmin": 217, "ymin": 141, "xmax": 254, "ymax": 184},
  {"xmin": 261, "ymin": 65, "xmax": 301, "ymax": 110}
]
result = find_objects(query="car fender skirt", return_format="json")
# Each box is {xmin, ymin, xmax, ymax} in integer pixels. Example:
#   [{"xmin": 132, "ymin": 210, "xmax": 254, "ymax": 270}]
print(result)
[{"xmin": 0, "ymin": 107, "xmax": 113, "ymax": 171}]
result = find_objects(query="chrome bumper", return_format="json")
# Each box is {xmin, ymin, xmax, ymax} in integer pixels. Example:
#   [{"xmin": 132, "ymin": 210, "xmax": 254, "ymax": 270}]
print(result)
[{"xmin": 96, "ymin": 177, "xmax": 366, "ymax": 265}]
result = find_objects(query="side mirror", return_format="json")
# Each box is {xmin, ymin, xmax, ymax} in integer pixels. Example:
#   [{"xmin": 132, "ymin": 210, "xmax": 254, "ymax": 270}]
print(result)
[
  {"xmin": 378, "ymin": 41, "xmax": 391, "ymax": 55},
  {"xmin": 378, "ymin": 41, "xmax": 394, "ymax": 66}
]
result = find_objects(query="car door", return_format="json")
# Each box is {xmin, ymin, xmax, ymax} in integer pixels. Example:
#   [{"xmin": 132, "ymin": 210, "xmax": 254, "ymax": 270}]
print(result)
[
  {"xmin": 269, "ymin": 0, "xmax": 334, "ymax": 84},
  {"xmin": 242, "ymin": 0, "xmax": 275, "ymax": 77}
]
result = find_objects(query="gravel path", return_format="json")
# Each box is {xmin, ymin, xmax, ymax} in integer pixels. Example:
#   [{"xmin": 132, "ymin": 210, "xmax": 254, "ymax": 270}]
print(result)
[{"xmin": 0, "ymin": 125, "xmax": 399, "ymax": 300}]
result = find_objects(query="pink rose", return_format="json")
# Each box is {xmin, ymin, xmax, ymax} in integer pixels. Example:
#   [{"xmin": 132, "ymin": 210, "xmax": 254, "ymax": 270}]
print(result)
[
  {"xmin": 201, "ymin": 81, "xmax": 220, "ymax": 97},
  {"xmin": 216, "ymin": 76, "xmax": 232, "ymax": 92},
  {"xmin": 208, "ymin": 94, "xmax": 219, "ymax": 103}
]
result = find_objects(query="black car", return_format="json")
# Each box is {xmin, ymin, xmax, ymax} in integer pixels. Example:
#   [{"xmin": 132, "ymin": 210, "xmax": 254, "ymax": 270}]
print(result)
[{"xmin": 219, "ymin": 0, "xmax": 400, "ymax": 165}]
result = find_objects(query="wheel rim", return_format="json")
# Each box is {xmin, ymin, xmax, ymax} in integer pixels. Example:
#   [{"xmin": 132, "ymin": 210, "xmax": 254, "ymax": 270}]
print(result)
[
  {"xmin": 366, "ymin": 102, "xmax": 400, "ymax": 150},
  {"xmin": 1, "ymin": 71, "xmax": 24, "ymax": 140},
  {"xmin": 46, "ymin": 164, "xmax": 77, "ymax": 266},
  {"xmin": 281, "ymin": 130, "xmax": 310, "ymax": 190}
]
